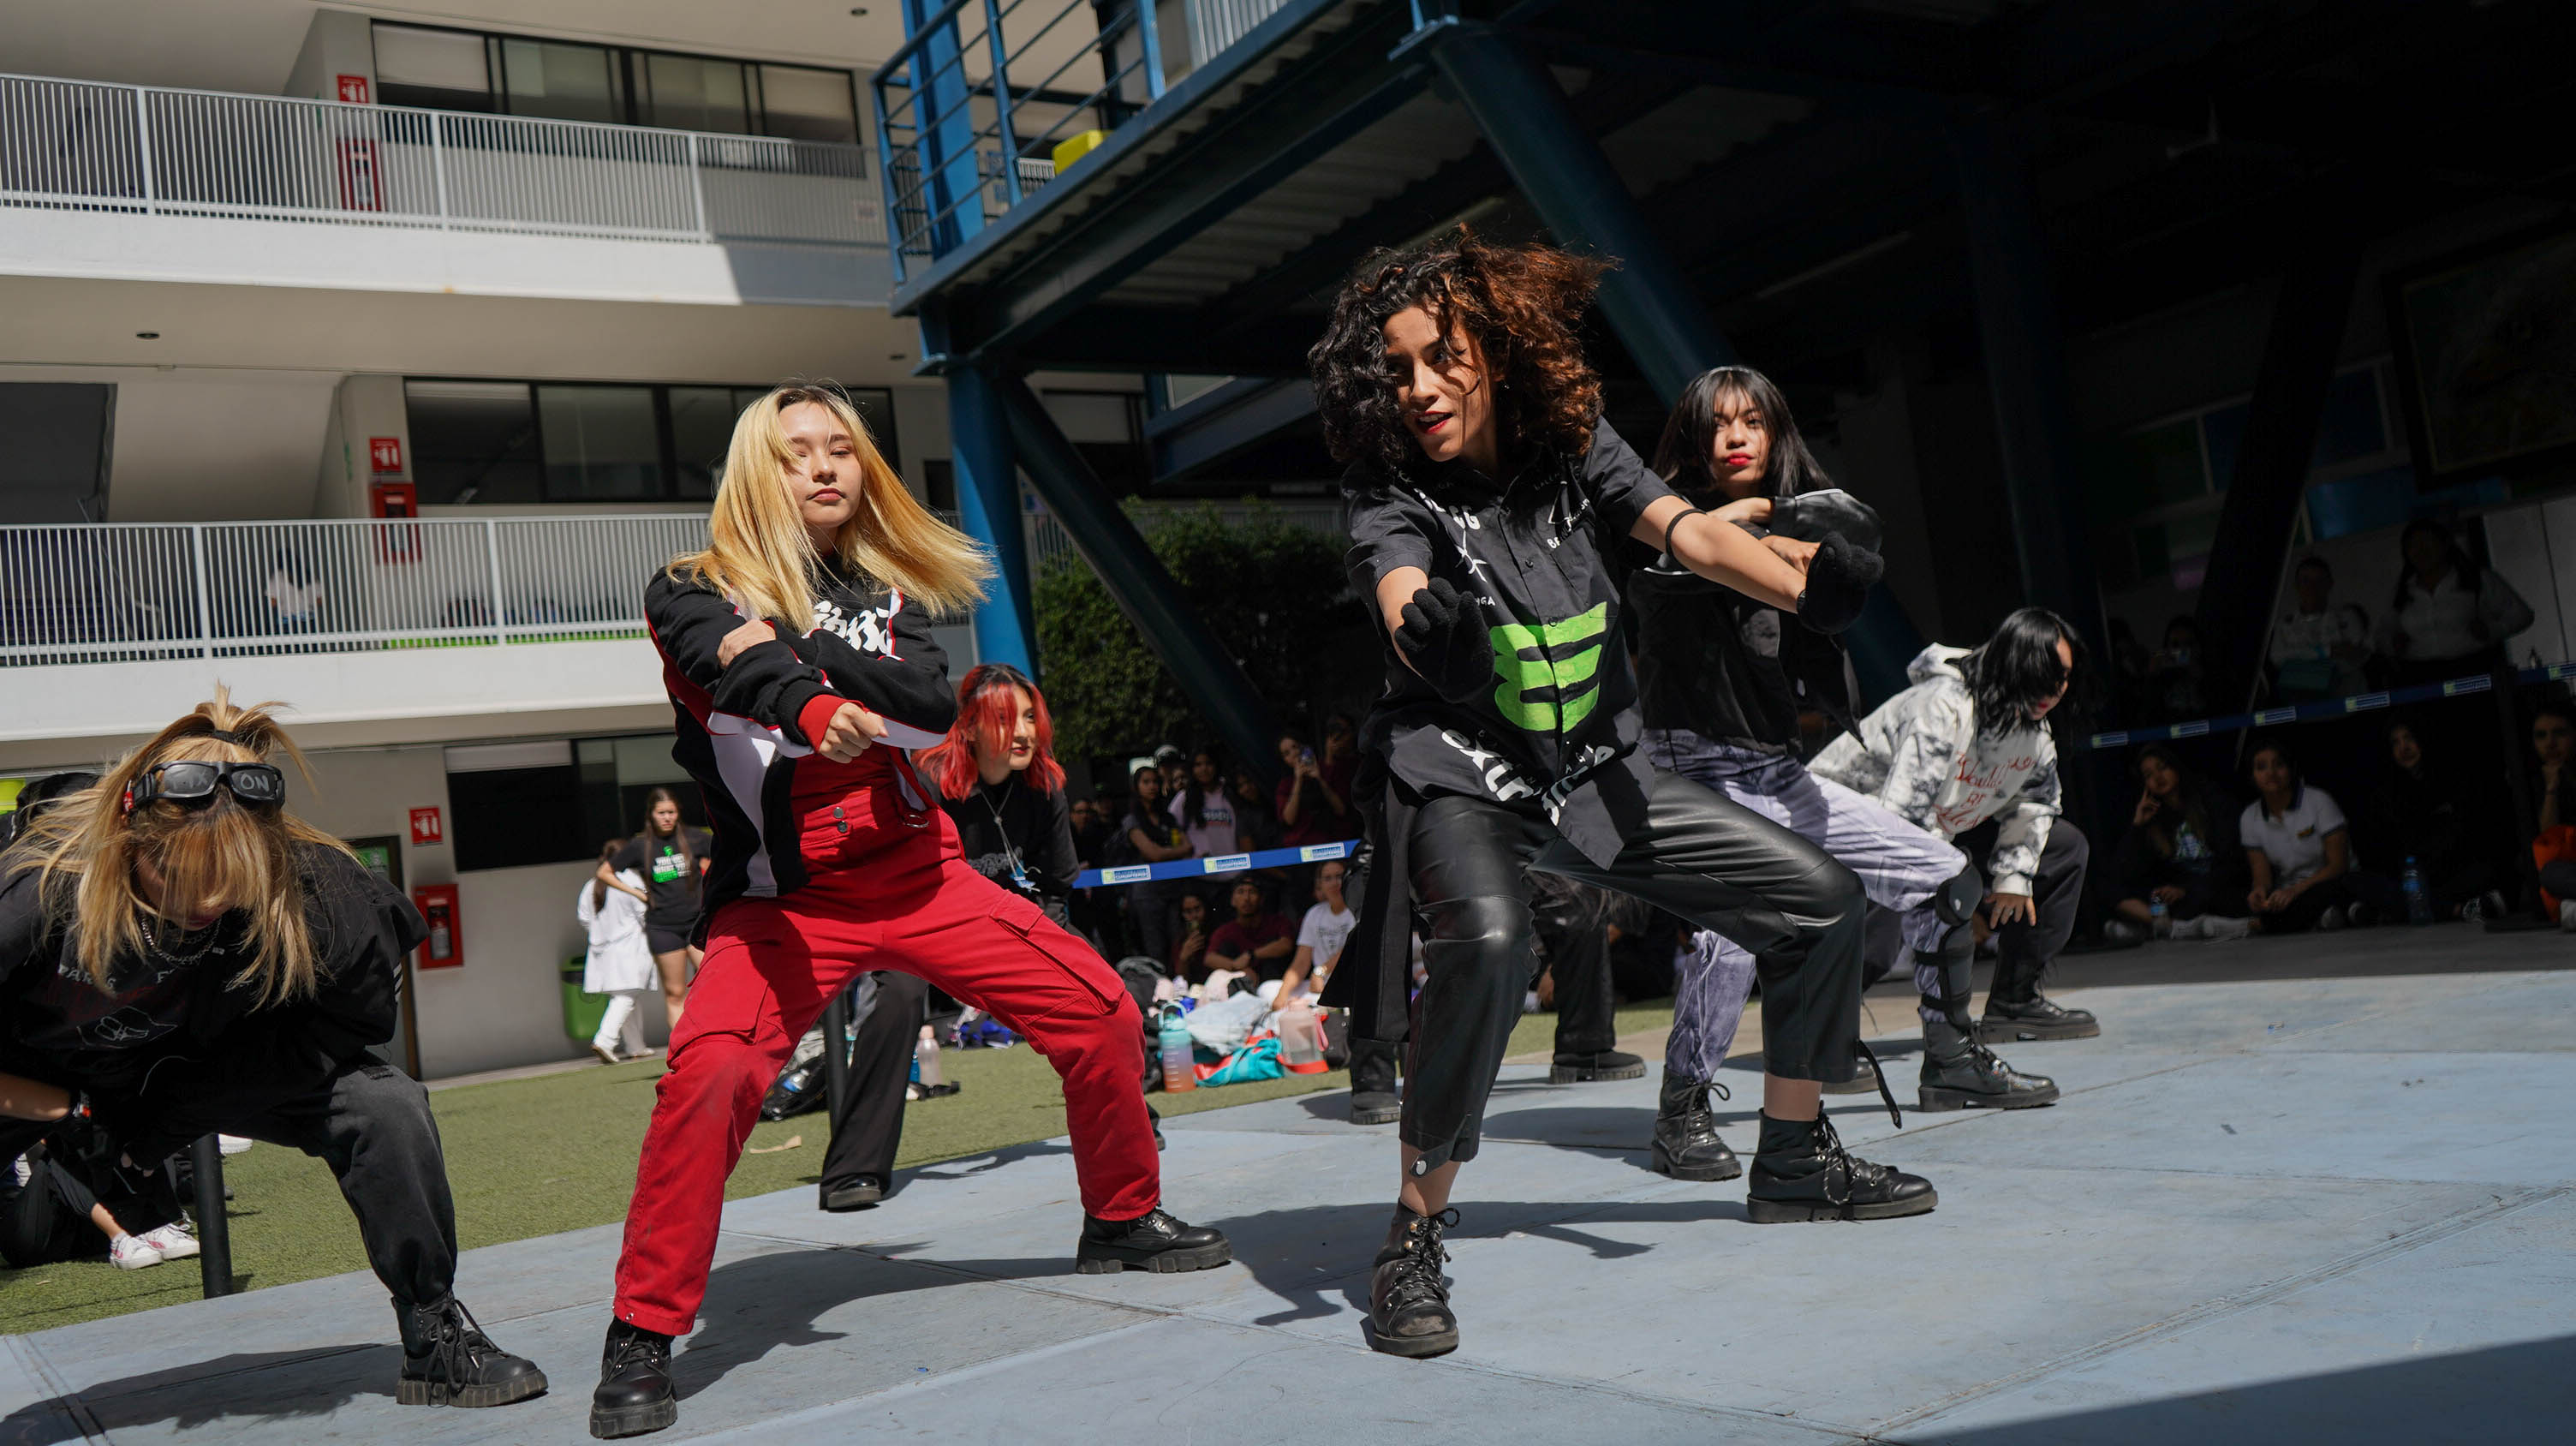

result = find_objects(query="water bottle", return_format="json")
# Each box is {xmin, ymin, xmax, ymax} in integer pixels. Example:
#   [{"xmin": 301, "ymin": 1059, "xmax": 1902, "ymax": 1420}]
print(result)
[
  {"xmin": 2147, "ymin": 895, "xmax": 2168, "ymax": 938},
  {"xmin": 1158, "ymin": 1003, "xmax": 1196, "ymax": 1093},
  {"xmin": 914, "ymin": 1025, "xmax": 944, "ymax": 1089},
  {"xmin": 2403, "ymin": 856, "xmax": 2432, "ymax": 925},
  {"xmin": 1277, "ymin": 1000, "xmax": 1326, "ymax": 1074}
]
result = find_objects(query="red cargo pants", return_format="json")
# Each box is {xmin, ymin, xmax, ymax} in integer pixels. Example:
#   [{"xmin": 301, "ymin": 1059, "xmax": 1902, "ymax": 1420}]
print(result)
[{"xmin": 611, "ymin": 783, "xmax": 1157, "ymax": 1335}]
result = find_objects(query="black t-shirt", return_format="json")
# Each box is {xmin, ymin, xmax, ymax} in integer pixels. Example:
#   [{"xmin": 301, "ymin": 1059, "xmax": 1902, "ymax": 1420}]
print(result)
[
  {"xmin": 1343, "ymin": 417, "xmax": 1673, "ymax": 866},
  {"xmin": 1631, "ymin": 489, "xmax": 1878, "ymax": 752},
  {"xmin": 942, "ymin": 777, "xmax": 1077, "ymax": 900},
  {"xmin": 612, "ymin": 827, "xmax": 713, "ymax": 929},
  {"xmin": 8, "ymin": 922, "xmax": 245, "ymax": 1091}
]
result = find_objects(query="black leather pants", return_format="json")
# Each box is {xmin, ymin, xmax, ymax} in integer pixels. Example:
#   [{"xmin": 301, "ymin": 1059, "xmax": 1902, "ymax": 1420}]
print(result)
[{"xmin": 1404, "ymin": 771, "xmax": 1865, "ymax": 1173}]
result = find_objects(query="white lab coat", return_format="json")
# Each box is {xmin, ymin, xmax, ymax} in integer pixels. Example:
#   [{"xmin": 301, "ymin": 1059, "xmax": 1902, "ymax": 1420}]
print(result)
[{"xmin": 576, "ymin": 870, "xmax": 658, "ymax": 994}]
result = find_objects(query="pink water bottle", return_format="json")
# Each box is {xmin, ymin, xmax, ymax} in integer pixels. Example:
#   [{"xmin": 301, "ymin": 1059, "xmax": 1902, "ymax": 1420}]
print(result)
[{"xmin": 1158, "ymin": 1004, "xmax": 1196, "ymax": 1093}]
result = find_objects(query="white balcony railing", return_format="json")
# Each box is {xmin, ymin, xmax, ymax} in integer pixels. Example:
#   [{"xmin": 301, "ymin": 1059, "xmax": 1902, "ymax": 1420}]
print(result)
[
  {"xmin": 0, "ymin": 516, "xmax": 709, "ymax": 668},
  {"xmin": 0, "ymin": 73, "xmax": 885, "ymax": 247}
]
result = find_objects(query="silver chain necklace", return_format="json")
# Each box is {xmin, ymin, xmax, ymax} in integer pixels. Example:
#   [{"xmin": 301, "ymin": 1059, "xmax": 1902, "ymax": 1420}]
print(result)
[{"xmin": 138, "ymin": 911, "xmax": 220, "ymax": 965}]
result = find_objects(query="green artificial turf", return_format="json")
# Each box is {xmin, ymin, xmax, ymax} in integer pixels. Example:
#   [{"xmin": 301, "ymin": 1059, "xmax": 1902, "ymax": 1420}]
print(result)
[{"xmin": 2, "ymin": 996, "xmax": 1676, "ymax": 1333}]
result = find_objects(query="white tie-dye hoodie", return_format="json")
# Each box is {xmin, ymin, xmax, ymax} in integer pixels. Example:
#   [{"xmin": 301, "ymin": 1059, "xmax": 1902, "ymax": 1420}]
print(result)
[{"xmin": 1809, "ymin": 644, "xmax": 2060, "ymax": 893}]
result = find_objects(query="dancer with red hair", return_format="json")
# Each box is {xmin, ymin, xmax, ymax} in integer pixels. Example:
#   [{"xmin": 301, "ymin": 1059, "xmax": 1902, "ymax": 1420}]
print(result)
[{"xmin": 812, "ymin": 664, "xmax": 1082, "ymax": 1211}]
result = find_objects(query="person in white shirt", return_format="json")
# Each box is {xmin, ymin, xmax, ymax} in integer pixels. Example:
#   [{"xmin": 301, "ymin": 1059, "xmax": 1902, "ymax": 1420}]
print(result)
[
  {"xmin": 575, "ymin": 841, "xmax": 659, "ymax": 1064},
  {"xmin": 2238, "ymin": 739, "xmax": 2403, "ymax": 934},
  {"xmin": 2376, "ymin": 521, "xmax": 2534, "ymax": 684},
  {"xmin": 2267, "ymin": 557, "xmax": 2373, "ymax": 700},
  {"xmin": 1272, "ymin": 858, "xmax": 1355, "ymax": 1007}
]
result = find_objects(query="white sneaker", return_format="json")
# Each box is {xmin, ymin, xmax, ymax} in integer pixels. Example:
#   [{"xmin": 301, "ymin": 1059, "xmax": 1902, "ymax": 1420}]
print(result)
[
  {"xmin": 591, "ymin": 1041, "xmax": 622, "ymax": 1065},
  {"xmin": 137, "ymin": 1223, "xmax": 199, "ymax": 1260},
  {"xmin": 2196, "ymin": 915, "xmax": 2255, "ymax": 941},
  {"xmin": 217, "ymin": 1135, "xmax": 255, "ymax": 1156},
  {"xmin": 110, "ymin": 1234, "xmax": 164, "ymax": 1270},
  {"xmin": 2560, "ymin": 899, "xmax": 2576, "ymax": 933}
]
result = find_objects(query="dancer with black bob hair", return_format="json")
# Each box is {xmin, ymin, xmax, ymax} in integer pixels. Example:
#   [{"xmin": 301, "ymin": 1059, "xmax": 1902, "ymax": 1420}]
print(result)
[
  {"xmin": 1810, "ymin": 607, "xmax": 2101, "ymax": 1057},
  {"xmin": 1313, "ymin": 232, "xmax": 1934, "ymax": 1361},
  {"xmin": 1632, "ymin": 365, "xmax": 2012, "ymax": 1185},
  {"xmin": 0, "ymin": 690, "xmax": 545, "ymax": 1411}
]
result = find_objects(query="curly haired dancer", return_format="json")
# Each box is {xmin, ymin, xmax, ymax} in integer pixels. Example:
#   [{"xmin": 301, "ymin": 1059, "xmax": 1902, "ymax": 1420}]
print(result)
[{"xmin": 1312, "ymin": 235, "xmax": 1935, "ymax": 1361}]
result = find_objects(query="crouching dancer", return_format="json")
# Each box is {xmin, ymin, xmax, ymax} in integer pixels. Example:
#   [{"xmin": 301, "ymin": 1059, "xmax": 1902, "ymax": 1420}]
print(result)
[
  {"xmin": 1810, "ymin": 609, "xmax": 2099, "ymax": 1060},
  {"xmin": 1311, "ymin": 234, "xmax": 1935, "ymax": 1362},
  {"xmin": 593, "ymin": 385, "xmax": 1227, "ymax": 1438},
  {"xmin": 0, "ymin": 694, "xmax": 544, "ymax": 1410}
]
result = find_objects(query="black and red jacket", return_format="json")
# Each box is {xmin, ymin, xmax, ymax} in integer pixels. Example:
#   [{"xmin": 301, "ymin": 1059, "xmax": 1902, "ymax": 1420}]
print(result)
[{"xmin": 643, "ymin": 561, "xmax": 959, "ymax": 935}]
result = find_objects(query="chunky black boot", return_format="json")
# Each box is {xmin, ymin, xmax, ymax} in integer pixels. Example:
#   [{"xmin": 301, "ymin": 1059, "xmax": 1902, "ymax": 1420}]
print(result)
[
  {"xmin": 589, "ymin": 1318, "xmax": 677, "ymax": 1439},
  {"xmin": 395, "ymin": 1295, "xmax": 546, "ymax": 1409},
  {"xmin": 1977, "ymin": 992, "xmax": 2100, "ymax": 1042},
  {"xmin": 1074, "ymin": 1207, "xmax": 1231, "ymax": 1275},
  {"xmin": 1822, "ymin": 1052, "xmax": 1880, "ymax": 1096},
  {"xmin": 1745, "ymin": 1111, "xmax": 1936, "ymax": 1223},
  {"xmin": 1367, "ymin": 1205, "xmax": 1460, "ymax": 1358},
  {"xmin": 1649, "ymin": 1075, "xmax": 1739, "ymax": 1181},
  {"xmin": 1550, "ymin": 1047, "xmax": 1646, "ymax": 1083},
  {"xmin": 1350, "ymin": 1037, "xmax": 1401, "ymax": 1125},
  {"xmin": 1920, "ymin": 1019, "xmax": 2060, "ymax": 1110}
]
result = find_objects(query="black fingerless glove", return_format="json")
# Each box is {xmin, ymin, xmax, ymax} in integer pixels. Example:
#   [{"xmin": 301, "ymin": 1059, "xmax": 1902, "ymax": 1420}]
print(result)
[
  {"xmin": 1395, "ymin": 578, "xmax": 1494, "ymax": 705},
  {"xmin": 1794, "ymin": 531, "xmax": 1883, "ymax": 634}
]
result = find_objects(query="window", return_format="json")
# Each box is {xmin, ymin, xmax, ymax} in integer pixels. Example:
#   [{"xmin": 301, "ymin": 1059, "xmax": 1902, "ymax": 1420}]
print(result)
[
  {"xmin": 374, "ymin": 25, "xmax": 493, "ymax": 113},
  {"xmin": 538, "ymin": 385, "xmax": 662, "ymax": 499},
  {"xmin": 576, "ymin": 736, "xmax": 705, "ymax": 853},
  {"xmin": 406, "ymin": 380, "xmax": 541, "ymax": 505},
  {"xmin": 369, "ymin": 22, "xmax": 859, "ymax": 146},
  {"xmin": 758, "ymin": 65, "xmax": 862, "ymax": 145},
  {"xmin": 644, "ymin": 53, "xmax": 750, "ymax": 134},
  {"xmin": 445, "ymin": 741, "xmax": 586, "ymax": 871},
  {"xmin": 407, "ymin": 379, "xmax": 898, "ymax": 505}
]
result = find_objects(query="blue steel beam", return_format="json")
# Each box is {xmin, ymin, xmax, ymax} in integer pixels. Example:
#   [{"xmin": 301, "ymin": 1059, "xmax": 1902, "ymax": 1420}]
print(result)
[
  {"xmin": 993, "ymin": 373, "xmax": 1285, "ymax": 783},
  {"xmin": 945, "ymin": 366, "xmax": 1037, "ymax": 673},
  {"xmin": 901, "ymin": 0, "xmax": 985, "ymax": 256}
]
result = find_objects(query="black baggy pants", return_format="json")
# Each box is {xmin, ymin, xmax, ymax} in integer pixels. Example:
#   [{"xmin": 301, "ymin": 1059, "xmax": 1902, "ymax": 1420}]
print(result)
[
  {"xmin": 1529, "ymin": 875, "xmax": 1618, "ymax": 1057},
  {"xmin": 820, "ymin": 970, "xmax": 928, "ymax": 1194},
  {"xmin": 0, "ymin": 1058, "xmax": 460, "ymax": 1306},
  {"xmin": 1404, "ymin": 771, "xmax": 1865, "ymax": 1173},
  {"xmin": 1950, "ymin": 819, "xmax": 2090, "ymax": 1005}
]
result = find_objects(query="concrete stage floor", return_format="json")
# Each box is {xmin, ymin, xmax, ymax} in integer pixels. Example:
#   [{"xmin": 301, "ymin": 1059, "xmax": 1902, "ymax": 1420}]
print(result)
[{"xmin": 6, "ymin": 924, "xmax": 2573, "ymax": 1443}]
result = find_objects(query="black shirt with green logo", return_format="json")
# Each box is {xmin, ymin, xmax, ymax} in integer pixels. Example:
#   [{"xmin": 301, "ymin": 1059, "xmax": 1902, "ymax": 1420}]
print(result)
[
  {"xmin": 1343, "ymin": 418, "xmax": 1674, "ymax": 866},
  {"xmin": 612, "ymin": 826, "xmax": 714, "ymax": 931}
]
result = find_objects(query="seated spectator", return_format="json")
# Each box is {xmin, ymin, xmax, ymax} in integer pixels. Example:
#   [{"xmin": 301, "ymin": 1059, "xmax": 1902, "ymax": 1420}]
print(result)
[
  {"xmin": 1228, "ymin": 767, "xmax": 1281, "ymax": 853},
  {"xmin": 2239, "ymin": 738, "xmax": 2402, "ymax": 933},
  {"xmin": 1171, "ymin": 892, "xmax": 1213, "ymax": 982},
  {"xmin": 2, "ymin": 1083, "xmax": 195, "ymax": 1272},
  {"xmin": 2528, "ymin": 703, "xmax": 2576, "ymax": 930},
  {"xmin": 1273, "ymin": 858, "xmax": 1356, "ymax": 1006},
  {"xmin": 2268, "ymin": 556, "xmax": 2373, "ymax": 701},
  {"xmin": 1205, "ymin": 879, "xmax": 1295, "ymax": 983},
  {"xmin": 2373, "ymin": 722, "xmax": 2508, "ymax": 922},
  {"xmin": 2108, "ymin": 744, "xmax": 2252, "ymax": 941},
  {"xmin": 2148, "ymin": 614, "xmax": 2209, "ymax": 720},
  {"xmin": 1274, "ymin": 732, "xmax": 1352, "ymax": 848}
]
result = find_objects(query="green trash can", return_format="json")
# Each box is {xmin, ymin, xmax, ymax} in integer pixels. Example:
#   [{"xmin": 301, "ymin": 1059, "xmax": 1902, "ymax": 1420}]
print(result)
[{"xmin": 562, "ymin": 956, "xmax": 610, "ymax": 1044}]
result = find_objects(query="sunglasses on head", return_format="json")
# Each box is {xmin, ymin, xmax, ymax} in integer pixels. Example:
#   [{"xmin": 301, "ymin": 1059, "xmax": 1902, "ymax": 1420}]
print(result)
[{"xmin": 125, "ymin": 761, "xmax": 286, "ymax": 813}]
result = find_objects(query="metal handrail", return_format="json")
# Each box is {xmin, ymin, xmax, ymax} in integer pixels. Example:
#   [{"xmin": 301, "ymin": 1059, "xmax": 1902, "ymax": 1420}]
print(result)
[
  {"xmin": 0, "ymin": 71, "xmax": 886, "ymax": 248},
  {"xmin": 0, "ymin": 514, "xmax": 709, "ymax": 667}
]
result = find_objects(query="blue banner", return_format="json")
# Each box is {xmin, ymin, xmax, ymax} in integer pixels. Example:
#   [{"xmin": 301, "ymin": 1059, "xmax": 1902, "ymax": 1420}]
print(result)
[
  {"xmin": 2079, "ymin": 661, "xmax": 2573, "ymax": 751},
  {"xmin": 1075, "ymin": 839, "xmax": 1356, "ymax": 889}
]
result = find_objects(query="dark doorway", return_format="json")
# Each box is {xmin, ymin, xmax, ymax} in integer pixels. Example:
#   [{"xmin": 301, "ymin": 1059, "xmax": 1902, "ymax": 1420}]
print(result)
[{"xmin": 0, "ymin": 383, "xmax": 114, "ymax": 523}]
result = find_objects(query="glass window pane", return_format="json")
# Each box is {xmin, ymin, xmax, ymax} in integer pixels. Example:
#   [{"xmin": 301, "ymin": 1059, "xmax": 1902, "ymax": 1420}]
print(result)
[
  {"xmin": 373, "ymin": 24, "xmax": 492, "ymax": 112},
  {"xmin": 501, "ymin": 38, "xmax": 619, "ymax": 124},
  {"xmin": 757, "ymin": 64, "xmax": 859, "ymax": 144},
  {"xmin": 849, "ymin": 388, "xmax": 897, "ymax": 468},
  {"xmin": 2201, "ymin": 404, "xmax": 2245, "ymax": 493},
  {"xmin": 2311, "ymin": 367, "xmax": 2388, "ymax": 469},
  {"xmin": 669, "ymin": 387, "xmax": 742, "ymax": 499},
  {"xmin": 645, "ymin": 54, "xmax": 749, "ymax": 134},
  {"xmin": 405, "ymin": 379, "xmax": 539, "ymax": 505},
  {"xmin": 537, "ymin": 385, "xmax": 662, "ymax": 500}
]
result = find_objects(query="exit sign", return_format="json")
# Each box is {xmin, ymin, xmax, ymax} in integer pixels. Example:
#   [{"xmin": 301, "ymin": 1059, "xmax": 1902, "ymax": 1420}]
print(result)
[{"xmin": 370, "ymin": 436, "xmax": 404, "ymax": 474}]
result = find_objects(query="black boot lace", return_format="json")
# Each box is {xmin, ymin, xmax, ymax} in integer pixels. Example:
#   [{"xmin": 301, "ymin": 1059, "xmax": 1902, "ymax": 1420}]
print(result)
[
  {"xmin": 1853, "ymin": 1039, "xmax": 1903, "ymax": 1128},
  {"xmin": 1385, "ymin": 1209, "xmax": 1459, "ymax": 1310},
  {"xmin": 605, "ymin": 1325, "xmax": 671, "ymax": 1380},
  {"xmin": 423, "ymin": 1299, "xmax": 501, "ymax": 1385},
  {"xmin": 1807, "ymin": 1112, "xmax": 1896, "ymax": 1208}
]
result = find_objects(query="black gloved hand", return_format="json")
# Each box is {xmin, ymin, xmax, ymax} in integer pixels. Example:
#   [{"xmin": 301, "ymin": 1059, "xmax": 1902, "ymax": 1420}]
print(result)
[
  {"xmin": 1395, "ymin": 578, "xmax": 1494, "ymax": 705},
  {"xmin": 1793, "ymin": 531, "xmax": 1883, "ymax": 634}
]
